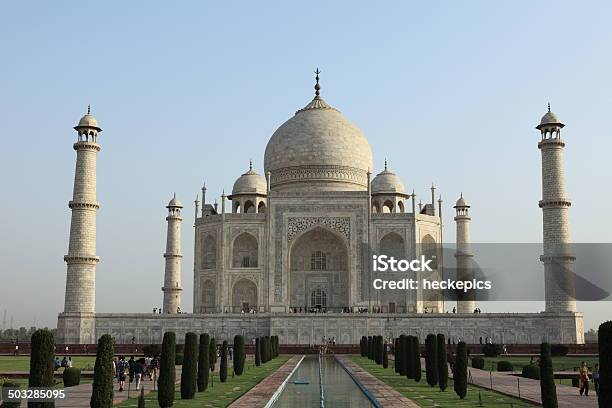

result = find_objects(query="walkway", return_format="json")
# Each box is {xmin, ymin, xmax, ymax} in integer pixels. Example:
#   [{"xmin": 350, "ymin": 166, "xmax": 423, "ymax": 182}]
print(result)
[
  {"xmin": 15, "ymin": 368, "xmax": 181, "ymax": 407},
  {"xmin": 336, "ymin": 355, "xmax": 419, "ymax": 408},
  {"xmin": 229, "ymin": 355, "xmax": 303, "ymax": 408},
  {"xmin": 462, "ymin": 364, "xmax": 597, "ymax": 408}
]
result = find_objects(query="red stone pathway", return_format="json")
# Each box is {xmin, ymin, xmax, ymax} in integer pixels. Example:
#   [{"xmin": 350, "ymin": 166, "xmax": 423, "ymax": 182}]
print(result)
[
  {"xmin": 229, "ymin": 355, "xmax": 304, "ymax": 408},
  {"xmin": 336, "ymin": 355, "xmax": 419, "ymax": 408}
]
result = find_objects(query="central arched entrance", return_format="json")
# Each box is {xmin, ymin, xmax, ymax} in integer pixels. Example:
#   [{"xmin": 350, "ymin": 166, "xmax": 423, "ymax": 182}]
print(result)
[
  {"xmin": 232, "ymin": 278, "xmax": 257, "ymax": 313},
  {"xmin": 289, "ymin": 226, "xmax": 348, "ymax": 311}
]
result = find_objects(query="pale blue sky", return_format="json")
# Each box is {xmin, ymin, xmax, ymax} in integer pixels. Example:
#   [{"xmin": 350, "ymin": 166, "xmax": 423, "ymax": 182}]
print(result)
[{"xmin": 0, "ymin": 1, "xmax": 611, "ymax": 330}]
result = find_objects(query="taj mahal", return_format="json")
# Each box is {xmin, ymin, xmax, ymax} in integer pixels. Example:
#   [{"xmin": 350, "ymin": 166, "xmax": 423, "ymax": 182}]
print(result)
[{"xmin": 56, "ymin": 72, "xmax": 584, "ymax": 345}]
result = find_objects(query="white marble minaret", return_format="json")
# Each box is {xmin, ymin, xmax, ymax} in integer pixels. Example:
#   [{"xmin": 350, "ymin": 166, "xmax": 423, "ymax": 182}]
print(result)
[
  {"xmin": 63, "ymin": 106, "xmax": 101, "ymax": 314},
  {"xmin": 454, "ymin": 193, "xmax": 475, "ymax": 313},
  {"xmin": 162, "ymin": 194, "xmax": 183, "ymax": 313},
  {"xmin": 537, "ymin": 105, "xmax": 576, "ymax": 313}
]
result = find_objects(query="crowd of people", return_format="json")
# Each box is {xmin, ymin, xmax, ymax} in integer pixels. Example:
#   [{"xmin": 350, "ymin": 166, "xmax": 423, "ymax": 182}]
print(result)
[{"xmin": 112, "ymin": 355, "xmax": 159, "ymax": 392}]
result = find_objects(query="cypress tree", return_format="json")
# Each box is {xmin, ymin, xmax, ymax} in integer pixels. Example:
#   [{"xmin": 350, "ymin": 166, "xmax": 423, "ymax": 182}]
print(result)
[
  {"xmin": 413, "ymin": 336, "xmax": 422, "ymax": 382},
  {"xmin": 266, "ymin": 336, "xmax": 272, "ymax": 361},
  {"xmin": 367, "ymin": 336, "xmax": 373, "ymax": 360},
  {"xmin": 454, "ymin": 341, "xmax": 467, "ymax": 399},
  {"xmin": 209, "ymin": 338, "xmax": 217, "ymax": 372},
  {"xmin": 377, "ymin": 336, "xmax": 384, "ymax": 364},
  {"xmin": 398, "ymin": 335, "xmax": 406, "ymax": 375},
  {"xmin": 599, "ymin": 321, "xmax": 612, "ymax": 408},
  {"xmin": 360, "ymin": 336, "xmax": 366, "ymax": 357},
  {"xmin": 406, "ymin": 335, "xmax": 414, "ymax": 379},
  {"xmin": 220, "ymin": 341, "xmax": 228, "ymax": 383},
  {"xmin": 180, "ymin": 332, "xmax": 198, "ymax": 399},
  {"xmin": 28, "ymin": 329, "xmax": 55, "ymax": 408},
  {"xmin": 437, "ymin": 333, "xmax": 448, "ymax": 391},
  {"xmin": 138, "ymin": 388, "xmax": 145, "ymax": 408},
  {"xmin": 197, "ymin": 333, "xmax": 210, "ymax": 392},
  {"xmin": 373, "ymin": 336, "xmax": 379, "ymax": 364},
  {"xmin": 425, "ymin": 334, "xmax": 438, "ymax": 387},
  {"xmin": 382, "ymin": 340, "xmax": 389, "ymax": 369},
  {"xmin": 539, "ymin": 342, "xmax": 558, "ymax": 408},
  {"xmin": 393, "ymin": 338, "xmax": 399, "ymax": 373},
  {"xmin": 89, "ymin": 334, "xmax": 114, "ymax": 408},
  {"xmin": 158, "ymin": 331, "xmax": 176, "ymax": 408},
  {"xmin": 234, "ymin": 335, "xmax": 245, "ymax": 376},
  {"xmin": 255, "ymin": 337, "xmax": 261, "ymax": 366}
]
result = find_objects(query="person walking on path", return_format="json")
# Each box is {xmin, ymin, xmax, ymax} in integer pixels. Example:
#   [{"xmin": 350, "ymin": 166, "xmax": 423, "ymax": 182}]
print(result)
[
  {"xmin": 134, "ymin": 358, "xmax": 145, "ymax": 390},
  {"xmin": 117, "ymin": 356, "xmax": 129, "ymax": 392},
  {"xmin": 579, "ymin": 361, "xmax": 590, "ymax": 396}
]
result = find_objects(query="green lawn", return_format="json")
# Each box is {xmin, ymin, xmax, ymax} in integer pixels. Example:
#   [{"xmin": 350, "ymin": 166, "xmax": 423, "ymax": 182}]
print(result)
[
  {"xmin": 117, "ymin": 356, "xmax": 290, "ymax": 408},
  {"xmin": 351, "ymin": 356, "xmax": 533, "ymax": 408},
  {"xmin": 477, "ymin": 356, "xmax": 598, "ymax": 372},
  {"xmin": 0, "ymin": 356, "xmax": 97, "ymax": 372}
]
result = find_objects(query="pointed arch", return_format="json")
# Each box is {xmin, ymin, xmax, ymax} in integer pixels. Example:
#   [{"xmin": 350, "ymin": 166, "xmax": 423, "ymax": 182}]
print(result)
[
  {"xmin": 232, "ymin": 232, "xmax": 258, "ymax": 267},
  {"xmin": 202, "ymin": 234, "xmax": 217, "ymax": 269},
  {"xmin": 232, "ymin": 278, "xmax": 257, "ymax": 312},
  {"xmin": 243, "ymin": 200, "xmax": 255, "ymax": 213}
]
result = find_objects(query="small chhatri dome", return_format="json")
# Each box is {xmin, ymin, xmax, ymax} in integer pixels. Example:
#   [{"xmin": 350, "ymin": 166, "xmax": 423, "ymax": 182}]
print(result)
[
  {"xmin": 168, "ymin": 193, "xmax": 183, "ymax": 208},
  {"xmin": 454, "ymin": 193, "xmax": 469, "ymax": 208},
  {"xmin": 371, "ymin": 160, "xmax": 406, "ymax": 195},
  {"xmin": 231, "ymin": 161, "xmax": 267, "ymax": 196},
  {"xmin": 74, "ymin": 105, "xmax": 102, "ymax": 131},
  {"xmin": 536, "ymin": 103, "xmax": 564, "ymax": 129}
]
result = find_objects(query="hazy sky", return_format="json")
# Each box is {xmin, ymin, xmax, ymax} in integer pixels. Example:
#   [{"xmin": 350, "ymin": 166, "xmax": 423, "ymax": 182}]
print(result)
[{"xmin": 1, "ymin": 1, "xmax": 610, "ymax": 331}]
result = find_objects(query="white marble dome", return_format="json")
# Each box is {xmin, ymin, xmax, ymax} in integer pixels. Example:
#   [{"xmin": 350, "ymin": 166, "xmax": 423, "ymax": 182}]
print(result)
[
  {"xmin": 371, "ymin": 165, "xmax": 406, "ymax": 195},
  {"xmin": 232, "ymin": 166, "xmax": 267, "ymax": 196},
  {"xmin": 264, "ymin": 94, "xmax": 373, "ymax": 192},
  {"xmin": 167, "ymin": 194, "xmax": 182, "ymax": 208}
]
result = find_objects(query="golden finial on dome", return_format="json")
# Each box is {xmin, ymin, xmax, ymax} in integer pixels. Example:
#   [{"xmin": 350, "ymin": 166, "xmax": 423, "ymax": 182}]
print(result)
[{"xmin": 314, "ymin": 68, "xmax": 321, "ymax": 97}]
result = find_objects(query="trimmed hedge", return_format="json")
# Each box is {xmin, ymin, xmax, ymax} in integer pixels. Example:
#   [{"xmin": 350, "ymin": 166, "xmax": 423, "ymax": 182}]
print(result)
[
  {"xmin": 62, "ymin": 367, "xmax": 81, "ymax": 387},
  {"xmin": 454, "ymin": 341, "xmax": 468, "ymax": 399},
  {"xmin": 197, "ymin": 333, "xmax": 210, "ymax": 392},
  {"xmin": 2, "ymin": 381, "xmax": 21, "ymax": 408},
  {"xmin": 209, "ymin": 338, "xmax": 217, "ymax": 372},
  {"xmin": 405, "ymin": 335, "xmax": 414, "ymax": 379},
  {"xmin": 522, "ymin": 364, "xmax": 540, "ymax": 380},
  {"xmin": 412, "ymin": 336, "xmax": 421, "ymax": 382},
  {"xmin": 383, "ymin": 341, "xmax": 389, "ymax": 369},
  {"xmin": 437, "ymin": 333, "xmax": 448, "ymax": 391},
  {"xmin": 90, "ymin": 334, "xmax": 114, "ymax": 408},
  {"xmin": 399, "ymin": 336, "xmax": 406, "ymax": 375},
  {"xmin": 550, "ymin": 344, "xmax": 569, "ymax": 357},
  {"xmin": 425, "ymin": 334, "xmax": 438, "ymax": 387},
  {"xmin": 255, "ymin": 337, "xmax": 261, "ymax": 366},
  {"xmin": 29, "ymin": 329, "xmax": 55, "ymax": 408},
  {"xmin": 600, "ymin": 321, "xmax": 612, "ymax": 407},
  {"xmin": 180, "ymin": 332, "xmax": 198, "ymax": 399},
  {"xmin": 375, "ymin": 336, "xmax": 383, "ymax": 365},
  {"xmin": 143, "ymin": 344, "xmax": 161, "ymax": 358},
  {"xmin": 482, "ymin": 343, "xmax": 502, "ymax": 357},
  {"xmin": 158, "ymin": 332, "xmax": 176, "ymax": 408},
  {"xmin": 471, "ymin": 357, "xmax": 485, "ymax": 369},
  {"xmin": 233, "ymin": 335, "xmax": 245, "ymax": 376},
  {"xmin": 138, "ymin": 388, "xmax": 145, "ymax": 408},
  {"xmin": 219, "ymin": 341, "xmax": 228, "ymax": 383},
  {"xmin": 539, "ymin": 342, "xmax": 558, "ymax": 408},
  {"xmin": 496, "ymin": 361, "xmax": 514, "ymax": 372}
]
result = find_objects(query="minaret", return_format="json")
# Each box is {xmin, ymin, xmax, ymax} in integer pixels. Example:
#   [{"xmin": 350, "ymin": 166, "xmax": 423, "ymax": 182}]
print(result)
[
  {"xmin": 454, "ymin": 193, "xmax": 475, "ymax": 313},
  {"xmin": 537, "ymin": 105, "xmax": 576, "ymax": 313},
  {"xmin": 63, "ymin": 106, "xmax": 101, "ymax": 315},
  {"xmin": 162, "ymin": 194, "xmax": 183, "ymax": 313}
]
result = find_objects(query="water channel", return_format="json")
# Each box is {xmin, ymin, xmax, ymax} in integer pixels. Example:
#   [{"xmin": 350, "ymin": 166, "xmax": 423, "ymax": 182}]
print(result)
[{"xmin": 272, "ymin": 355, "xmax": 375, "ymax": 408}]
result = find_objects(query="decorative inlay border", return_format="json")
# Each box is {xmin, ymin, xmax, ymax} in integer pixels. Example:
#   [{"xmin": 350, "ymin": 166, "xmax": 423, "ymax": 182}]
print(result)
[{"xmin": 287, "ymin": 216, "xmax": 351, "ymax": 242}]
